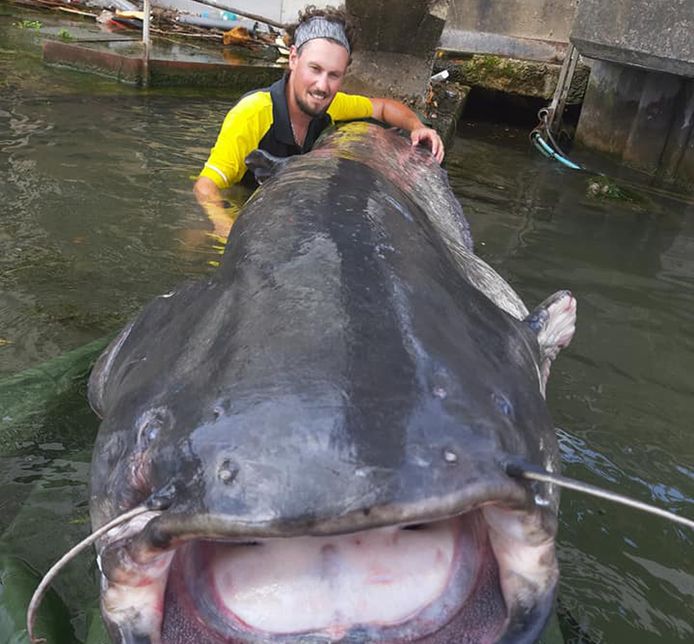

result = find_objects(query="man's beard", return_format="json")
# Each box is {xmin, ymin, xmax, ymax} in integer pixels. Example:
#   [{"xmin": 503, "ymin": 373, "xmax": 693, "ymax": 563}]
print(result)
[{"xmin": 296, "ymin": 91, "xmax": 330, "ymax": 118}]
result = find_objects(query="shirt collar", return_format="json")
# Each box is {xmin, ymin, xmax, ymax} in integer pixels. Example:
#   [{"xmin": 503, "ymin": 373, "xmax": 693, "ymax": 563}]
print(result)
[{"xmin": 270, "ymin": 74, "xmax": 296, "ymax": 146}]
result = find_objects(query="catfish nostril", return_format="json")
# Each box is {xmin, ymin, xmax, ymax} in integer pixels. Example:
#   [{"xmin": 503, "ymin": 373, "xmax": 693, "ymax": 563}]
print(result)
[
  {"xmin": 492, "ymin": 391, "xmax": 514, "ymax": 418},
  {"xmin": 218, "ymin": 459, "xmax": 239, "ymax": 484},
  {"xmin": 141, "ymin": 422, "xmax": 159, "ymax": 445}
]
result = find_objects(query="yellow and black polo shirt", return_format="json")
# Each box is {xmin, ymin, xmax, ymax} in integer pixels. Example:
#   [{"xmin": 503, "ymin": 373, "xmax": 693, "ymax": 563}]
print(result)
[{"xmin": 199, "ymin": 74, "xmax": 373, "ymax": 189}]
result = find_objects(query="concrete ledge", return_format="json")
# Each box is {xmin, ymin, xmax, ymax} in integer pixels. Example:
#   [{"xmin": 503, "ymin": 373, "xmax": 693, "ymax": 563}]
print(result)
[
  {"xmin": 440, "ymin": 30, "xmax": 568, "ymax": 64},
  {"xmin": 43, "ymin": 40, "xmax": 143, "ymax": 84},
  {"xmin": 149, "ymin": 59, "xmax": 284, "ymax": 89},
  {"xmin": 425, "ymin": 81, "xmax": 471, "ymax": 148},
  {"xmin": 571, "ymin": 40, "xmax": 694, "ymax": 79},
  {"xmin": 43, "ymin": 40, "xmax": 285, "ymax": 89},
  {"xmin": 437, "ymin": 54, "xmax": 589, "ymax": 103}
]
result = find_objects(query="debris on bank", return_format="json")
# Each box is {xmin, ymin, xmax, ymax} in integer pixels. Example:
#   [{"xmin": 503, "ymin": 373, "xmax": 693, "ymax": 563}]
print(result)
[
  {"xmin": 9, "ymin": 0, "xmax": 292, "ymax": 87},
  {"xmin": 11, "ymin": 0, "xmax": 289, "ymax": 60},
  {"xmin": 423, "ymin": 69, "xmax": 470, "ymax": 146}
]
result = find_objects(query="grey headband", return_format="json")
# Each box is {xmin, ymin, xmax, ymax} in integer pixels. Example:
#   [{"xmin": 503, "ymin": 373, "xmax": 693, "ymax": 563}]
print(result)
[{"xmin": 294, "ymin": 17, "xmax": 351, "ymax": 54}]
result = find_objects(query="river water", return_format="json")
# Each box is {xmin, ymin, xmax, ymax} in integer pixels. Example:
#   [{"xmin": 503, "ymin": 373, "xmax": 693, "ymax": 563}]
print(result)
[{"xmin": 1, "ymin": 6, "xmax": 692, "ymax": 643}]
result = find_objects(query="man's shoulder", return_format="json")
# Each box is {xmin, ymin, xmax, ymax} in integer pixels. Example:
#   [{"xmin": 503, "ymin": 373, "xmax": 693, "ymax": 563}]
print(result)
[
  {"xmin": 328, "ymin": 92, "xmax": 373, "ymax": 120},
  {"xmin": 231, "ymin": 88, "xmax": 274, "ymax": 115},
  {"xmin": 232, "ymin": 76, "xmax": 284, "ymax": 114},
  {"xmin": 331, "ymin": 90, "xmax": 370, "ymax": 103}
]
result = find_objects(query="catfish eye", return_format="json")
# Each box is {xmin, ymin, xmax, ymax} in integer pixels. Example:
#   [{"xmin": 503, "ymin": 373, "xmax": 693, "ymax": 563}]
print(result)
[
  {"xmin": 136, "ymin": 408, "xmax": 169, "ymax": 447},
  {"xmin": 492, "ymin": 392, "xmax": 514, "ymax": 419}
]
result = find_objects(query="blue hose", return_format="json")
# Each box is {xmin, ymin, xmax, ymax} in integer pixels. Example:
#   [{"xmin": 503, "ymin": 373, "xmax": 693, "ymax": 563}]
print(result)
[{"xmin": 531, "ymin": 132, "xmax": 582, "ymax": 170}]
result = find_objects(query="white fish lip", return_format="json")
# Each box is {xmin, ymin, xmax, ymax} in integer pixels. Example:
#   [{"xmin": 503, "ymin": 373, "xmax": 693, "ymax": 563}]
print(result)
[
  {"xmin": 96, "ymin": 499, "xmax": 557, "ymax": 643},
  {"xmin": 165, "ymin": 514, "xmax": 487, "ymax": 641}
]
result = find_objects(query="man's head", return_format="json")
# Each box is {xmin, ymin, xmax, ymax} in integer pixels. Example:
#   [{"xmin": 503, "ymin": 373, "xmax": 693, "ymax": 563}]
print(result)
[{"xmin": 285, "ymin": 5, "xmax": 356, "ymax": 119}]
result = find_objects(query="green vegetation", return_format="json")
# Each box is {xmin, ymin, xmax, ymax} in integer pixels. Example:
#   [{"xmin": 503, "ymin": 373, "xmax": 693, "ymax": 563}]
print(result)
[
  {"xmin": 0, "ymin": 552, "xmax": 76, "ymax": 644},
  {"xmin": 0, "ymin": 336, "xmax": 108, "ymax": 451},
  {"xmin": 586, "ymin": 176, "xmax": 646, "ymax": 203},
  {"xmin": 58, "ymin": 29, "xmax": 73, "ymax": 42},
  {"xmin": 442, "ymin": 54, "xmax": 551, "ymax": 98},
  {"xmin": 15, "ymin": 19, "xmax": 41, "ymax": 30}
]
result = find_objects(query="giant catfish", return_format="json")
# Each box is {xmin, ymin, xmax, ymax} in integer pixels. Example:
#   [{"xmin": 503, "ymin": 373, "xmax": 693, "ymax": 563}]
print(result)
[{"xmin": 87, "ymin": 122, "xmax": 576, "ymax": 643}]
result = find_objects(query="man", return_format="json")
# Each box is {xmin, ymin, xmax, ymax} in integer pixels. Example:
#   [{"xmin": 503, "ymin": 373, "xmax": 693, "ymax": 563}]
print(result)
[{"xmin": 193, "ymin": 5, "xmax": 444, "ymax": 233}]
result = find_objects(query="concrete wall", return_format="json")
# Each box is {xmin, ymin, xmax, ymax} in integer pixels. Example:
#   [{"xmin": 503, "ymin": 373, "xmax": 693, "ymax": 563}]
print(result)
[
  {"xmin": 447, "ymin": 0, "xmax": 577, "ymax": 43},
  {"xmin": 441, "ymin": 0, "xmax": 578, "ymax": 61},
  {"xmin": 570, "ymin": 0, "xmax": 694, "ymax": 78}
]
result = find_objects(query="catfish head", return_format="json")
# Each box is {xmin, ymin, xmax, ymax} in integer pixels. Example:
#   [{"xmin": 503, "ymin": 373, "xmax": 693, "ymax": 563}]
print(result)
[{"xmin": 87, "ymin": 123, "xmax": 576, "ymax": 643}]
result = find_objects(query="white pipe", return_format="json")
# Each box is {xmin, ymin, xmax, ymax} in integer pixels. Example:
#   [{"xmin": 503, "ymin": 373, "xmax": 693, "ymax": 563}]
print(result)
[
  {"xmin": 190, "ymin": 0, "xmax": 285, "ymax": 29},
  {"xmin": 142, "ymin": 0, "xmax": 151, "ymax": 87}
]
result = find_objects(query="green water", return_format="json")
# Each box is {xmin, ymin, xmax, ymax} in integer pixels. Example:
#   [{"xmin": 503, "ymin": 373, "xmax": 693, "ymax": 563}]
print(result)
[{"xmin": 1, "ymin": 4, "xmax": 692, "ymax": 643}]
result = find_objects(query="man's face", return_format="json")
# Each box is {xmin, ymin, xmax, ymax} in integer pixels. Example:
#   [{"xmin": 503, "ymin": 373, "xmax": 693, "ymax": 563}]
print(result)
[{"xmin": 288, "ymin": 39, "xmax": 349, "ymax": 118}]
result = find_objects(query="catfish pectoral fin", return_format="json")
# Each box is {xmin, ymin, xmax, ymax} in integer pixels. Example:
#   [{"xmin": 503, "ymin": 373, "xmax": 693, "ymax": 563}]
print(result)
[{"xmin": 525, "ymin": 290, "xmax": 577, "ymax": 393}]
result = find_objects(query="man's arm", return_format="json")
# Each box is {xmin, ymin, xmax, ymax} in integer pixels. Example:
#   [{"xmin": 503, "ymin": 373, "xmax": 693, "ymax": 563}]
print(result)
[
  {"xmin": 193, "ymin": 92, "xmax": 273, "ymax": 239},
  {"xmin": 194, "ymin": 176, "xmax": 224, "ymax": 208},
  {"xmin": 193, "ymin": 177, "xmax": 236, "ymax": 240},
  {"xmin": 370, "ymin": 97, "xmax": 444, "ymax": 163}
]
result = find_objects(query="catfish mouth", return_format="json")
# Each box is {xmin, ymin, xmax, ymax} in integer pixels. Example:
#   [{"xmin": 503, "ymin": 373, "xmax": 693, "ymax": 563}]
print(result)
[
  {"xmin": 99, "ymin": 504, "xmax": 558, "ymax": 643},
  {"xmin": 163, "ymin": 512, "xmax": 504, "ymax": 643}
]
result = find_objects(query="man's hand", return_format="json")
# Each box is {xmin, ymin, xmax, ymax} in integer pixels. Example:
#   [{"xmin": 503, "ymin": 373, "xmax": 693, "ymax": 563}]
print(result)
[
  {"xmin": 370, "ymin": 98, "xmax": 445, "ymax": 163},
  {"xmin": 410, "ymin": 127, "xmax": 444, "ymax": 163},
  {"xmin": 194, "ymin": 176, "xmax": 236, "ymax": 240},
  {"xmin": 205, "ymin": 203, "xmax": 235, "ymax": 241}
]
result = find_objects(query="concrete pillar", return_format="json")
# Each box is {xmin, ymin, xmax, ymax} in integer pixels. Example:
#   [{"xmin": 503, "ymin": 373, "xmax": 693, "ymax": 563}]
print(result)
[
  {"xmin": 344, "ymin": 0, "xmax": 450, "ymax": 105},
  {"xmin": 575, "ymin": 61, "xmax": 694, "ymax": 188},
  {"xmin": 659, "ymin": 81, "xmax": 694, "ymax": 182},
  {"xmin": 571, "ymin": 0, "xmax": 694, "ymax": 189}
]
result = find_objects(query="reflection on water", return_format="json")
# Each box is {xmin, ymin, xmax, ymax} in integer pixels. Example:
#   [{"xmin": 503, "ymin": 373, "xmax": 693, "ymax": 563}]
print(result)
[
  {"xmin": 448, "ymin": 123, "xmax": 694, "ymax": 643},
  {"xmin": 1, "ymin": 7, "xmax": 693, "ymax": 644}
]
